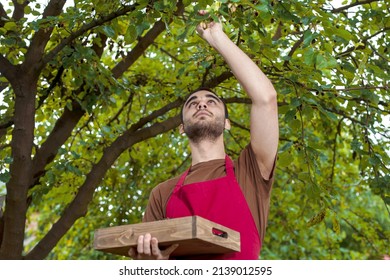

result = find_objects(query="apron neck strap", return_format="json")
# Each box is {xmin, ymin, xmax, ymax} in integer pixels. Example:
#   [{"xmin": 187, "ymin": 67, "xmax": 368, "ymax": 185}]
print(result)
[
  {"xmin": 224, "ymin": 155, "xmax": 235, "ymax": 178},
  {"xmin": 175, "ymin": 168, "xmax": 189, "ymax": 188},
  {"xmin": 176, "ymin": 155, "xmax": 234, "ymax": 188}
]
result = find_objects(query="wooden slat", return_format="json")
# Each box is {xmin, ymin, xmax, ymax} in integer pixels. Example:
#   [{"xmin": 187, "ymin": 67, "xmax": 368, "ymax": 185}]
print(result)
[{"xmin": 93, "ymin": 216, "xmax": 240, "ymax": 257}]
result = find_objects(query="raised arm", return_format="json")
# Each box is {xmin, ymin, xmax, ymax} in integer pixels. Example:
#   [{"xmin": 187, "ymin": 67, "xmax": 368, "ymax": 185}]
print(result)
[{"xmin": 197, "ymin": 14, "xmax": 279, "ymax": 180}]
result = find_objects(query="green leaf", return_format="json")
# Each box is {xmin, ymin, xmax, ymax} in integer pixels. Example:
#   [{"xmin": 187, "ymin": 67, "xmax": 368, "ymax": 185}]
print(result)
[
  {"xmin": 279, "ymin": 142, "xmax": 294, "ymax": 153},
  {"xmin": 304, "ymin": 47, "xmax": 316, "ymax": 66},
  {"xmin": 332, "ymin": 27, "xmax": 353, "ymax": 41},
  {"xmin": 124, "ymin": 25, "xmax": 137, "ymax": 44},
  {"xmin": 315, "ymin": 53, "xmax": 327, "ymax": 69},
  {"xmin": 102, "ymin": 25, "xmax": 116, "ymax": 37},
  {"xmin": 284, "ymin": 109, "xmax": 297, "ymax": 123},
  {"xmin": 290, "ymin": 119, "xmax": 301, "ymax": 131},
  {"xmin": 24, "ymin": 5, "xmax": 32, "ymax": 15},
  {"xmin": 3, "ymin": 21, "xmax": 17, "ymax": 32},
  {"xmin": 136, "ymin": 21, "xmax": 150, "ymax": 36},
  {"xmin": 0, "ymin": 172, "xmax": 10, "ymax": 183},
  {"xmin": 276, "ymin": 151, "xmax": 292, "ymax": 168},
  {"xmin": 247, "ymin": 37, "xmax": 260, "ymax": 52},
  {"xmin": 303, "ymin": 30, "xmax": 316, "ymax": 47}
]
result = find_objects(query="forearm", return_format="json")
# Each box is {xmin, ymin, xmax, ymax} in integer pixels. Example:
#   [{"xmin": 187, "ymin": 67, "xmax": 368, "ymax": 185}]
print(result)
[
  {"xmin": 196, "ymin": 17, "xmax": 279, "ymax": 178},
  {"xmin": 209, "ymin": 31, "xmax": 276, "ymax": 104}
]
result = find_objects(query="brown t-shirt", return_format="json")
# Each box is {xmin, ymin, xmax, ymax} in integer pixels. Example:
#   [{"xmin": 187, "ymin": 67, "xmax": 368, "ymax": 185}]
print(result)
[{"xmin": 143, "ymin": 143, "xmax": 275, "ymax": 242}]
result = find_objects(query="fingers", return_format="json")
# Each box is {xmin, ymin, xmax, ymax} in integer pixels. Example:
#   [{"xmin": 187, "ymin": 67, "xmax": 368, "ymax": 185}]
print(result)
[
  {"xmin": 133, "ymin": 234, "xmax": 164, "ymax": 259},
  {"xmin": 150, "ymin": 237, "xmax": 160, "ymax": 256},
  {"xmin": 199, "ymin": 22, "xmax": 207, "ymax": 30},
  {"xmin": 196, "ymin": 9, "xmax": 222, "ymax": 37},
  {"xmin": 143, "ymin": 233, "xmax": 152, "ymax": 255},
  {"xmin": 197, "ymin": 10, "xmax": 209, "ymax": 32},
  {"xmin": 130, "ymin": 234, "xmax": 178, "ymax": 260},
  {"xmin": 196, "ymin": 23, "xmax": 205, "ymax": 36},
  {"xmin": 137, "ymin": 233, "xmax": 152, "ymax": 256}
]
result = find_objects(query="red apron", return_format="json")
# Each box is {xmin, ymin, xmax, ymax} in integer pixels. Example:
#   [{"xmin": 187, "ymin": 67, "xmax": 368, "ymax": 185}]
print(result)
[{"xmin": 166, "ymin": 155, "xmax": 261, "ymax": 259}]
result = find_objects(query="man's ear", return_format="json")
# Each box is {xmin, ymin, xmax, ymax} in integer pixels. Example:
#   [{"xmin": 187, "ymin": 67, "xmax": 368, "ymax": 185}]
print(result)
[
  {"xmin": 224, "ymin": 119, "xmax": 231, "ymax": 130},
  {"xmin": 179, "ymin": 123, "xmax": 185, "ymax": 134}
]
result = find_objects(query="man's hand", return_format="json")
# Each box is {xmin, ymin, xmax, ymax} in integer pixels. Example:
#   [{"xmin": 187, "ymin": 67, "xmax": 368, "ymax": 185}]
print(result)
[
  {"xmin": 128, "ymin": 233, "xmax": 179, "ymax": 260},
  {"xmin": 196, "ymin": 10, "xmax": 225, "ymax": 48}
]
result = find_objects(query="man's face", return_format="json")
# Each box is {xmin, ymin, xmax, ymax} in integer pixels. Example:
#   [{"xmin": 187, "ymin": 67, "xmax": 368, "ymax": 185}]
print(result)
[{"xmin": 180, "ymin": 90, "xmax": 230, "ymax": 143}]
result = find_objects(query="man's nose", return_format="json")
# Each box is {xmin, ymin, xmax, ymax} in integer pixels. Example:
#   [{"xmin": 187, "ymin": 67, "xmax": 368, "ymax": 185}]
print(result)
[{"xmin": 197, "ymin": 102, "xmax": 207, "ymax": 110}]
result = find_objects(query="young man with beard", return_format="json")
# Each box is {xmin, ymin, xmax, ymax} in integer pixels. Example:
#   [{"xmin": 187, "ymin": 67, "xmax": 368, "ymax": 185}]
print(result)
[{"xmin": 129, "ymin": 13, "xmax": 279, "ymax": 260}]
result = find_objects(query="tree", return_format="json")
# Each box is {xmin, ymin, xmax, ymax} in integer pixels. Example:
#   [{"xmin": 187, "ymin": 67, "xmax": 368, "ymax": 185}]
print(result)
[{"xmin": 0, "ymin": 0, "xmax": 388, "ymax": 260}]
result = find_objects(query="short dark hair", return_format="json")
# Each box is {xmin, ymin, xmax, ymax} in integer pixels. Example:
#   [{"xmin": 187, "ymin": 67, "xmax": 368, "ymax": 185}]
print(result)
[{"xmin": 180, "ymin": 87, "xmax": 229, "ymax": 123}]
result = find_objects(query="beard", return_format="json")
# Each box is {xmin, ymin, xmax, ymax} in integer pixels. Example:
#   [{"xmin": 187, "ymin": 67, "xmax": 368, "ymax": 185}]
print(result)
[{"xmin": 183, "ymin": 114, "xmax": 226, "ymax": 144}]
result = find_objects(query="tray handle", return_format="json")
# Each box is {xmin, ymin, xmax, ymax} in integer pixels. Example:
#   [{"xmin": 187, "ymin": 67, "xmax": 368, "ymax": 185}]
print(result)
[{"xmin": 211, "ymin": 227, "xmax": 228, "ymax": 239}]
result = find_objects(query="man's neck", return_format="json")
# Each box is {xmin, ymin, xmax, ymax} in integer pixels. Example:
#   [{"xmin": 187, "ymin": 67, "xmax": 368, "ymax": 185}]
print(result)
[{"xmin": 189, "ymin": 137, "xmax": 226, "ymax": 165}]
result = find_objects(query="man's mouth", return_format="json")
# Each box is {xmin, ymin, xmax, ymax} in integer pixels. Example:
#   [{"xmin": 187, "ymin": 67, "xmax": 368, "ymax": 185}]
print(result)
[{"xmin": 194, "ymin": 110, "xmax": 212, "ymax": 118}]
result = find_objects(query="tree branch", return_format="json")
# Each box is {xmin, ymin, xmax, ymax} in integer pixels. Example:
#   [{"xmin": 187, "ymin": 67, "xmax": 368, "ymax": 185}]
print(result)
[
  {"xmin": 25, "ymin": 114, "xmax": 181, "ymax": 259},
  {"xmin": 331, "ymin": 0, "xmax": 380, "ymax": 13},
  {"xmin": 0, "ymin": 81, "xmax": 9, "ymax": 93},
  {"xmin": 283, "ymin": 34, "xmax": 304, "ymax": 67},
  {"xmin": 41, "ymin": 3, "xmax": 139, "ymax": 68},
  {"xmin": 0, "ymin": 3, "xmax": 8, "ymax": 27},
  {"xmin": 272, "ymin": 21, "xmax": 283, "ymax": 41},
  {"xmin": 129, "ymin": 98, "xmax": 183, "ymax": 133},
  {"xmin": 11, "ymin": 0, "xmax": 28, "ymax": 20},
  {"xmin": 30, "ymin": 101, "xmax": 85, "ymax": 188},
  {"xmin": 37, "ymin": 66, "xmax": 65, "ymax": 109},
  {"xmin": 203, "ymin": 71, "xmax": 234, "ymax": 88},
  {"xmin": 229, "ymin": 119, "xmax": 250, "ymax": 132},
  {"xmin": 107, "ymin": 90, "xmax": 135, "ymax": 126},
  {"xmin": 336, "ymin": 27, "xmax": 390, "ymax": 58},
  {"xmin": 367, "ymin": 41, "xmax": 390, "ymax": 62},
  {"xmin": 341, "ymin": 216, "xmax": 380, "ymax": 254},
  {"xmin": 0, "ymin": 54, "xmax": 16, "ymax": 81},
  {"xmin": 29, "ymin": 17, "xmax": 171, "ymax": 191},
  {"xmin": 0, "ymin": 119, "xmax": 14, "ymax": 140},
  {"xmin": 111, "ymin": 1, "xmax": 184, "ymax": 78},
  {"xmin": 153, "ymin": 43, "xmax": 185, "ymax": 64},
  {"xmin": 24, "ymin": 0, "xmax": 66, "ymax": 76},
  {"xmin": 28, "ymin": 1, "xmax": 185, "ymax": 200},
  {"xmin": 330, "ymin": 118, "xmax": 344, "ymax": 182},
  {"xmin": 111, "ymin": 20, "xmax": 166, "ymax": 78}
]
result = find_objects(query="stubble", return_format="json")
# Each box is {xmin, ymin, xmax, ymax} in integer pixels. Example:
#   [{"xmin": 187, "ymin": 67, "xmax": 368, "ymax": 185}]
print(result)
[{"xmin": 183, "ymin": 114, "xmax": 226, "ymax": 144}]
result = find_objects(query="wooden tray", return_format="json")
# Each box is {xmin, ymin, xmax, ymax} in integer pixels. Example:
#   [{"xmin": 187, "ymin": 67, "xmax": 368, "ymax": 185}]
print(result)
[{"xmin": 93, "ymin": 216, "xmax": 240, "ymax": 257}]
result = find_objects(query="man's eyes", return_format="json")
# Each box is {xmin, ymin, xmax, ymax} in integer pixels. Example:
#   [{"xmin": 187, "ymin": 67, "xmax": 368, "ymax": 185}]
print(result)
[{"xmin": 188, "ymin": 99, "xmax": 216, "ymax": 107}]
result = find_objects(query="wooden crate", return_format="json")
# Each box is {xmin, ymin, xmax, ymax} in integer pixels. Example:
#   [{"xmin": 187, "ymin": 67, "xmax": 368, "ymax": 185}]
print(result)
[{"xmin": 93, "ymin": 216, "xmax": 240, "ymax": 257}]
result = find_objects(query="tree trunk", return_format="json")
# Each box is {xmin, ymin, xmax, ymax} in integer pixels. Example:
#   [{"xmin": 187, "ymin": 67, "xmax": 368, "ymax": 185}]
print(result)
[{"xmin": 0, "ymin": 73, "xmax": 36, "ymax": 259}]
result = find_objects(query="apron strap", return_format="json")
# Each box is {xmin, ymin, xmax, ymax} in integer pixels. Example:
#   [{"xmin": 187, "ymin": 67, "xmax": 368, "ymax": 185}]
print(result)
[
  {"xmin": 224, "ymin": 155, "xmax": 236, "ymax": 178},
  {"xmin": 173, "ymin": 169, "xmax": 189, "ymax": 193},
  {"xmin": 174, "ymin": 155, "xmax": 235, "ymax": 192}
]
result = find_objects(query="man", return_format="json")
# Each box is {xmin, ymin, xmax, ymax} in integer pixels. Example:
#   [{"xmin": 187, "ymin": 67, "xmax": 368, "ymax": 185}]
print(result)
[{"xmin": 129, "ymin": 12, "xmax": 279, "ymax": 260}]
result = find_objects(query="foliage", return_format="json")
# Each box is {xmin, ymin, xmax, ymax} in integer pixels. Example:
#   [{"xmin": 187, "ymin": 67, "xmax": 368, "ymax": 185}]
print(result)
[{"xmin": 0, "ymin": 0, "xmax": 389, "ymax": 259}]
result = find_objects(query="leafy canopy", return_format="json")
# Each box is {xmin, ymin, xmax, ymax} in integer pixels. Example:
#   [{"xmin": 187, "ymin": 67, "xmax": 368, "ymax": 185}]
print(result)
[{"xmin": 0, "ymin": 0, "xmax": 388, "ymax": 259}]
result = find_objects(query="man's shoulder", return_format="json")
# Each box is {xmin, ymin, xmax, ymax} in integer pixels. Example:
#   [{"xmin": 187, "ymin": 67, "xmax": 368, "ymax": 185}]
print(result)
[
  {"xmin": 151, "ymin": 174, "xmax": 181, "ymax": 195},
  {"xmin": 158, "ymin": 175, "xmax": 181, "ymax": 188}
]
